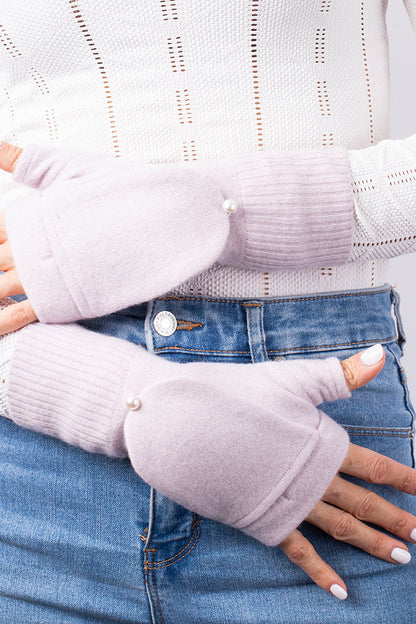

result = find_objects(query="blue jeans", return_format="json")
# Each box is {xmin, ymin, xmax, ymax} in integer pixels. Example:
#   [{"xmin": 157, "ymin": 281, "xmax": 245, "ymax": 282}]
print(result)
[{"xmin": 0, "ymin": 285, "xmax": 415, "ymax": 623}]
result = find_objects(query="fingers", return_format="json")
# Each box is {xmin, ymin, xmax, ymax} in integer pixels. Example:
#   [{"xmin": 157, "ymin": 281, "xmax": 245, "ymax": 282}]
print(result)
[
  {"xmin": 340, "ymin": 344, "xmax": 385, "ymax": 391},
  {"xmin": 323, "ymin": 474, "xmax": 416, "ymax": 544},
  {"xmin": 0, "ymin": 269, "xmax": 25, "ymax": 299},
  {"xmin": 0, "ymin": 214, "xmax": 7, "ymax": 244},
  {"xmin": 306, "ymin": 500, "xmax": 411, "ymax": 565},
  {"xmin": 340, "ymin": 443, "xmax": 416, "ymax": 495},
  {"xmin": 0, "ymin": 299, "xmax": 37, "ymax": 335},
  {"xmin": 0, "ymin": 221, "xmax": 28, "ymax": 306},
  {"xmin": 279, "ymin": 529, "xmax": 348, "ymax": 600},
  {"xmin": 0, "ymin": 140, "xmax": 23, "ymax": 173},
  {"xmin": 0, "ymin": 241, "xmax": 16, "ymax": 270}
]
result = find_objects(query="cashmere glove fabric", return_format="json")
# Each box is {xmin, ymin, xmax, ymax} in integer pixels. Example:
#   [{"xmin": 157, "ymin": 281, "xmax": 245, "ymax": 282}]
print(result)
[
  {"xmin": 8, "ymin": 320, "xmax": 350, "ymax": 546},
  {"xmin": 4, "ymin": 142, "xmax": 353, "ymax": 323}
]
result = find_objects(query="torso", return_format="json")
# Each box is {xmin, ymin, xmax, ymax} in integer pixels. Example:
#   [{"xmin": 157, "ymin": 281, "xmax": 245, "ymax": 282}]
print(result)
[{"xmin": 0, "ymin": 0, "xmax": 392, "ymax": 296}]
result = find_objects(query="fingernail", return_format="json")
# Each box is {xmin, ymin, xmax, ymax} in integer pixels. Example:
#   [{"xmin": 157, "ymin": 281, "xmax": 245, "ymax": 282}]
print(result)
[
  {"xmin": 410, "ymin": 528, "xmax": 416, "ymax": 542},
  {"xmin": 330, "ymin": 584, "xmax": 348, "ymax": 600},
  {"xmin": 360, "ymin": 344, "xmax": 384, "ymax": 366},
  {"xmin": 391, "ymin": 547, "xmax": 411, "ymax": 564}
]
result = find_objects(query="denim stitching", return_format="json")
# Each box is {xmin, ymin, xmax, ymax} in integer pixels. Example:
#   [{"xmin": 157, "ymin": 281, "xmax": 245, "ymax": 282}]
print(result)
[
  {"xmin": 143, "ymin": 548, "xmax": 161, "ymax": 624},
  {"xmin": 259, "ymin": 305, "xmax": 267, "ymax": 361},
  {"xmin": 152, "ymin": 522, "xmax": 200, "ymax": 570},
  {"xmin": 343, "ymin": 429, "xmax": 413, "ymax": 437},
  {"xmin": 390, "ymin": 289, "xmax": 407, "ymax": 354},
  {"xmin": 152, "ymin": 335, "xmax": 397, "ymax": 356},
  {"xmin": 155, "ymin": 286, "xmax": 390, "ymax": 305},
  {"xmin": 241, "ymin": 303, "xmax": 262, "ymax": 307},
  {"xmin": 149, "ymin": 299, "xmax": 157, "ymax": 353},
  {"xmin": 151, "ymin": 291, "xmax": 393, "ymax": 356},
  {"xmin": 154, "ymin": 346, "xmax": 250, "ymax": 354},
  {"xmin": 385, "ymin": 343, "xmax": 416, "ymax": 466},
  {"xmin": 152, "ymin": 563, "xmax": 164, "ymax": 624},
  {"xmin": 247, "ymin": 307, "xmax": 257, "ymax": 362},
  {"xmin": 268, "ymin": 336, "xmax": 397, "ymax": 354},
  {"xmin": 175, "ymin": 319, "xmax": 204, "ymax": 331},
  {"xmin": 344, "ymin": 425, "xmax": 412, "ymax": 432},
  {"xmin": 151, "ymin": 514, "xmax": 200, "ymax": 566},
  {"xmin": 143, "ymin": 525, "xmax": 200, "ymax": 580}
]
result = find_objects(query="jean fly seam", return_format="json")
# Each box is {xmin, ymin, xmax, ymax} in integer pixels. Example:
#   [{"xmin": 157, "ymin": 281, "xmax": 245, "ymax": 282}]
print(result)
[
  {"xmin": 152, "ymin": 562, "xmax": 164, "ymax": 624},
  {"xmin": 143, "ymin": 548, "xmax": 164, "ymax": 624}
]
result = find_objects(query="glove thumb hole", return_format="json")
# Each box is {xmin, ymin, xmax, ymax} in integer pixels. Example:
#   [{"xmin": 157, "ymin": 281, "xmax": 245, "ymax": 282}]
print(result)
[{"xmin": 340, "ymin": 344, "xmax": 385, "ymax": 391}]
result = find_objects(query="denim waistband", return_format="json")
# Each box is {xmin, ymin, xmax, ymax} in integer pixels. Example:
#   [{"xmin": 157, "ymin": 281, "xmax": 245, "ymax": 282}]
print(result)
[{"xmin": 142, "ymin": 284, "xmax": 401, "ymax": 360}]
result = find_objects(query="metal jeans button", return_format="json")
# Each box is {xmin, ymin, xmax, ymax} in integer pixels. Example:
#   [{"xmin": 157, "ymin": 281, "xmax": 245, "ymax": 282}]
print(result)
[{"xmin": 154, "ymin": 310, "xmax": 177, "ymax": 337}]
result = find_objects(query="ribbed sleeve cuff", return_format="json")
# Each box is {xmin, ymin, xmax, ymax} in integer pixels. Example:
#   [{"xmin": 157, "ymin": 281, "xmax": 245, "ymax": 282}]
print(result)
[
  {"xmin": 234, "ymin": 411, "xmax": 350, "ymax": 546},
  {"xmin": 7, "ymin": 322, "xmax": 147, "ymax": 457},
  {"xmin": 207, "ymin": 146, "xmax": 354, "ymax": 270}
]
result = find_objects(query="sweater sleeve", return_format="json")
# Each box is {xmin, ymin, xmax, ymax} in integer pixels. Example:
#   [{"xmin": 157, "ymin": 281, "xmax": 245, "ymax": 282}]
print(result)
[
  {"xmin": 219, "ymin": 0, "xmax": 416, "ymax": 270},
  {"xmin": 344, "ymin": 0, "xmax": 416, "ymax": 262},
  {"xmin": 6, "ymin": 318, "xmax": 350, "ymax": 546},
  {"xmin": 3, "ymin": 141, "xmax": 353, "ymax": 323}
]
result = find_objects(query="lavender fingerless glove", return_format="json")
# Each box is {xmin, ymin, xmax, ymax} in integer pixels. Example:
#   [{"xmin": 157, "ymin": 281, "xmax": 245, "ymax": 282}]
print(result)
[
  {"xmin": 8, "ymin": 320, "xmax": 350, "ymax": 546},
  {"xmin": 5, "ymin": 143, "xmax": 353, "ymax": 323}
]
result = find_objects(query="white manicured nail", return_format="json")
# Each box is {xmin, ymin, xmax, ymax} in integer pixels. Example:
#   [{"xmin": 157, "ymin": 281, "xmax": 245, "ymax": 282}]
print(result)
[
  {"xmin": 391, "ymin": 547, "xmax": 411, "ymax": 564},
  {"xmin": 330, "ymin": 584, "xmax": 348, "ymax": 600},
  {"xmin": 410, "ymin": 528, "xmax": 416, "ymax": 542},
  {"xmin": 360, "ymin": 344, "xmax": 384, "ymax": 366}
]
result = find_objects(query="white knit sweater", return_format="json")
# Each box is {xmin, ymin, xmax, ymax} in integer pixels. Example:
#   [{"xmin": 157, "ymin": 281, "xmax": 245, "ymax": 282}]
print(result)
[{"xmin": 1, "ymin": 0, "xmax": 416, "ymax": 297}]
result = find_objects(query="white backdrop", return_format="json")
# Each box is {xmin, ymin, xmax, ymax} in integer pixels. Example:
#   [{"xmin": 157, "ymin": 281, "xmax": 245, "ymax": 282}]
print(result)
[{"xmin": 386, "ymin": 0, "xmax": 416, "ymax": 389}]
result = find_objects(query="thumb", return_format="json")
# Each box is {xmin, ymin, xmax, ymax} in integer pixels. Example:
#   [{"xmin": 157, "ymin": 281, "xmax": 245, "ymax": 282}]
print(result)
[
  {"xmin": 265, "ymin": 343, "xmax": 385, "ymax": 407},
  {"xmin": 340, "ymin": 343, "xmax": 385, "ymax": 391}
]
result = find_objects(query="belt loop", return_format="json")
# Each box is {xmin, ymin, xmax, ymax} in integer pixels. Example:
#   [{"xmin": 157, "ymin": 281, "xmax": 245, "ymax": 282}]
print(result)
[
  {"xmin": 390, "ymin": 288, "xmax": 406, "ymax": 354},
  {"xmin": 145, "ymin": 299, "xmax": 156, "ymax": 353},
  {"xmin": 242, "ymin": 302, "xmax": 267, "ymax": 363}
]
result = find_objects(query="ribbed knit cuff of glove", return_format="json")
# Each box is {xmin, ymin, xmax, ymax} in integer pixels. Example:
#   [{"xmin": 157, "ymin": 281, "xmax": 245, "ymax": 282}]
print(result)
[
  {"xmin": 0, "ymin": 298, "xmax": 19, "ymax": 419},
  {"xmin": 192, "ymin": 146, "xmax": 354, "ymax": 270}
]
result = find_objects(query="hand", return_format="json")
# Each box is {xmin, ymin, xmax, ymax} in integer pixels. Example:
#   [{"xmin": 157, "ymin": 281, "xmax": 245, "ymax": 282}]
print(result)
[
  {"xmin": 279, "ymin": 347, "xmax": 416, "ymax": 600},
  {"xmin": 0, "ymin": 141, "xmax": 37, "ymax": 334},
  {"xmin": 2, "ymin": 143, "xmax": 412, "ymax": 601}
]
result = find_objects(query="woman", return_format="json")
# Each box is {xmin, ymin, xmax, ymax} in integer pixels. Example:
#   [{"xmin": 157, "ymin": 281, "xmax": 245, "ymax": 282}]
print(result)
[{"xmin": 0, "ymin": 1, "xmax": 416, "ymax": 621}]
